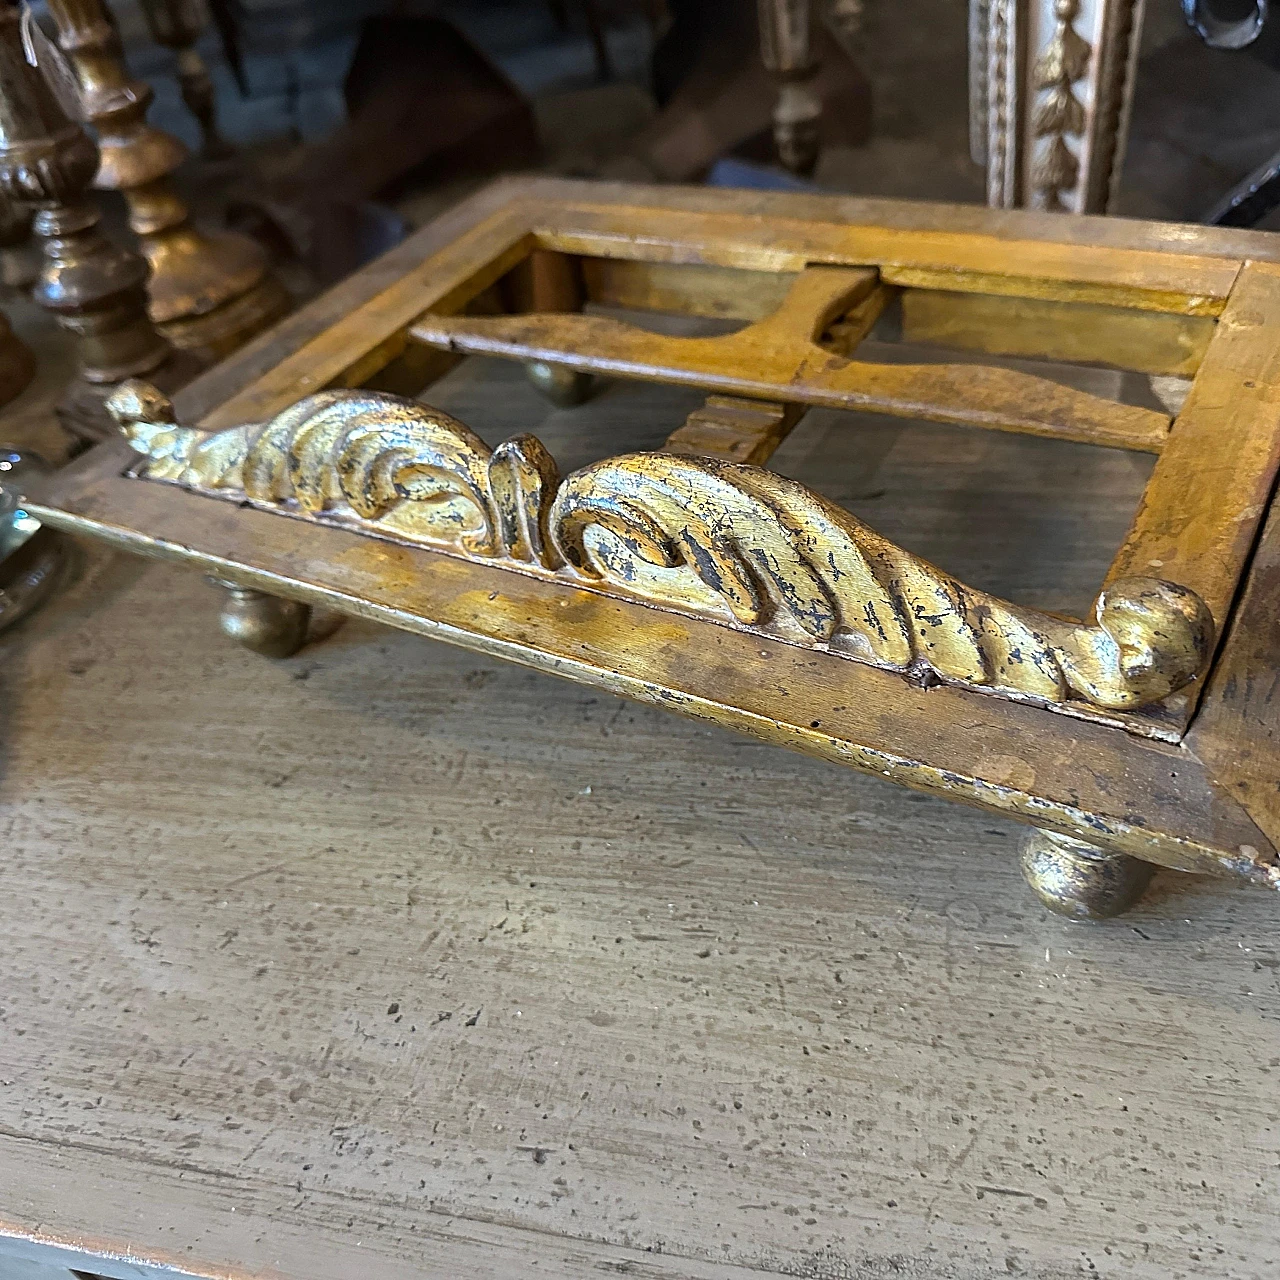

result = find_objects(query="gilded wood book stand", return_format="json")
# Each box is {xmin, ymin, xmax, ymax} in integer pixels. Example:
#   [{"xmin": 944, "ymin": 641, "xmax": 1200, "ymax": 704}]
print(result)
[{"xmin": 22, "ymin": 178, "xmax": 1280, "ymax": 919}]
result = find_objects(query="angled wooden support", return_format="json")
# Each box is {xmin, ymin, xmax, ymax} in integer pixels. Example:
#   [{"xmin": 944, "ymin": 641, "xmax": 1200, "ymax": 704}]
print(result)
[
  {"xmin": 411, "ymin": 265, "xmax": 1171, "ymax": 451},
  {"xmin": 662, "ymin": 396, "xmax": 806, "ymax": 466}
]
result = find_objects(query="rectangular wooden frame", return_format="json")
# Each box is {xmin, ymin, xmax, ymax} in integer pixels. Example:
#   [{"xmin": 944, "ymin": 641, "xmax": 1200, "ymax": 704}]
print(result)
[{"xmin": 25, "ymin": 177, "xmax": 1280, "ymax": 892}]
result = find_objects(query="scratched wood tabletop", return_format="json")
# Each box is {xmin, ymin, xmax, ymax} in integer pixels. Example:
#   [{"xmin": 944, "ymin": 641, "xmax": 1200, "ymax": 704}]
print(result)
[{"xmin": 1, "ymin": 350, "xmax": 1278, "ymax": 1280}]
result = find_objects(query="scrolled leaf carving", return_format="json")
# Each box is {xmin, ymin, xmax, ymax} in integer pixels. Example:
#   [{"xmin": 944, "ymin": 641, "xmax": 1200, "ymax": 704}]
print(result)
[
  {"xmin": 550, "ymin": 452, "xmax": 1213, "ymax": 711},
  {"xmin": 106, "ymin": 379, "xmax": 563, "ymax": 567},
  {"xmin": 110, "ymin": 383, "xmax": 1213, "ymax": 712}
]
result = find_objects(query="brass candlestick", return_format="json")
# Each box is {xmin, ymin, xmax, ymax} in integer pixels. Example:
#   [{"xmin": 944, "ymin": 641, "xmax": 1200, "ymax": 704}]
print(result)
[
  {"xmin": 45, "ymin": 0, "xmax": 288, "ymax": 364},
  {"xmin": 136, "ymin": 0, "xmax": 231, "ymax": 160},
  {"xmin": 0, "ymin": 4, "xmax": 190, "ymax": 442}
]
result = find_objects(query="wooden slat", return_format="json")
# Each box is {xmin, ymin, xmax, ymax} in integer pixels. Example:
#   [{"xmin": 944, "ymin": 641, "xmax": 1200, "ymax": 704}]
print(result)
[
  {"xmin": 879, "ymin": 265, "xmax": 1226, "ymax": 316},
  {"xmin": 901, "ymin": 289, "xmax": 1216, "ymax": 377},
  {"xmin": 535, "ymin": 200, "xmax": 1242, "ymax": 316},
  {"xmin": 582, "ymin": 257, "xmax": 797, "ymax": 321},
  {"xmin": 511, "ymin": 174, "xmax": 1280, "ymax": 263}
]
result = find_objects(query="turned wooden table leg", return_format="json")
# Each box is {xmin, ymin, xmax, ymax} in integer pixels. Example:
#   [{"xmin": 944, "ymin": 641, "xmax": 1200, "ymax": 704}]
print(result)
[
  {"xmin": 758, "ymin": 0, "xmax": 822, "ymax": 174},
  {"xmin": 1020, "ymin": 828, "xmax": 1155, "ymax": 920},
  {"xmin": 212, "ymin": 579, "xmax": 309, "ymax": 658}
]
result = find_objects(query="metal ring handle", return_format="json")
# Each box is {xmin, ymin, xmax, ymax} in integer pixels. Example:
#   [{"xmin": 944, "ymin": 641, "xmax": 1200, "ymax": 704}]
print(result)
[{"xmin": 1182, "ymin": 0, "xmax": 1268, "ymax": 50}]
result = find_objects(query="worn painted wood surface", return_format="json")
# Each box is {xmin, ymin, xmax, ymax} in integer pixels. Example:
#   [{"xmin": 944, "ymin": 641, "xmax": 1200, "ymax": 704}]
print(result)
[
  {"xmin": 2, "ymin": 356, "xmax": 1279, "ymax": 1279},
  {"xmin": 1107, "ymin": 262, "xmax": 1280, "ymax": 686}
]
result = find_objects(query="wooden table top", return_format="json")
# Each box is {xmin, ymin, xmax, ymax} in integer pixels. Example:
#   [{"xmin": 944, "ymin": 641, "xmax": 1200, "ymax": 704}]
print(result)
[{"xmin": 2, "ymin": 300, "xmax": 1278, "ymax": 1279}]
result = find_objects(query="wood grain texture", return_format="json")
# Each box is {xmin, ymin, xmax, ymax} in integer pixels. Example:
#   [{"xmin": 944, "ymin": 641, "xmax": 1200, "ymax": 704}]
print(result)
[
  {"xmin": 533, "ymin": 201, "xmax": 1240, "ymax": 315},
  {"xmin": 900, "ymin": 289, "xmax": 1215, "ymax": 377},
  {"xmin": 4, "ymin": 356, "xmax": 1280, "ymax": 1279},
  {"xmin": 174, "ymin": 172, "xmax": 1271, "ymax": 446},
  {"xmin": 506, "ymin": 175, "xmax": 1280, "ymax": 262},
  {"xmin": 662, "ymin": 395, "xmax": 806, "ymax": 465},
  {"xmin": 1187, "ymin": 498, "xmax": 1280, "ymax": 850},
  {"xmin": 581, "ymin": 257, "xmax": 796, "ymax": 321}
]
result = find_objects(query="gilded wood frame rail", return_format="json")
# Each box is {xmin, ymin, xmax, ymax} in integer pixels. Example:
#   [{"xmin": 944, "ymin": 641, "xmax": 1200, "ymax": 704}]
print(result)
[{"xmin": 23, "ymin": 177, "xmax": 1280, "ymax": 913}]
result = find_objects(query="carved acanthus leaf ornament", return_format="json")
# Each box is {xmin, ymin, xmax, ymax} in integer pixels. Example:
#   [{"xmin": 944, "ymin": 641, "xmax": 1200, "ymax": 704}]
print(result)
[{"xmin": 107, "ymin": 381, "xmax": 1213, "ymax": 713}]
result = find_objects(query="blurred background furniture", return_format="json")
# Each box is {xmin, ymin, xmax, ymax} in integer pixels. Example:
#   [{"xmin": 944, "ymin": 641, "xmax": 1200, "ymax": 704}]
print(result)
[
  {"xmin": 44, "ymin": 0, "xmax": 290, "ymax": 363},
  {"xmin": 136, "ymin": 0, "xmax": 236, "ymax": 158},
  {"xmin": 969, "ymin": 0, "xmax": 1280, "ymax": 220},
  {"xmin": 0, "ymin": 4, "xmax": 195, "ymax": 443}
]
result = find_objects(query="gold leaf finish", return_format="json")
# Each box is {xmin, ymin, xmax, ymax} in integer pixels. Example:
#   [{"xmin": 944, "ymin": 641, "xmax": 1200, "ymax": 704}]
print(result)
[
  {"xmin": 109, "ymin": 382, "xmax": 1213, "ymax": 713},
  {"xmin": 412, "ymin": 266, "xmax": 1173, "ymax": 452},
  {"xmin": 552, "ymin": 452, "xmax": 1212, "ymax": 710},
  {"xmin": 105, "ymin": 380, "xmax": 563, "ymax": 567}
]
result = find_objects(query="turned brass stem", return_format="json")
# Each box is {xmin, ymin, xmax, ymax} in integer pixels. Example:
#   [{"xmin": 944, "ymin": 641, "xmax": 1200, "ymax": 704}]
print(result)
[
  {"xmin": 0, "ymin": 5, "xmax": 169, "ymax": 389},
  {"xmin": 45, "ymin": 0, "xmax": 288, "ymax": 362}
]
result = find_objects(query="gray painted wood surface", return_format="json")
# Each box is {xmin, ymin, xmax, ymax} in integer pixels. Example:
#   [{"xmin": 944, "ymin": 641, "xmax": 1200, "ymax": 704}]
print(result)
[{"xmin": 1, "ymin": 355, "xmax": 1278, "ymax": 1280}]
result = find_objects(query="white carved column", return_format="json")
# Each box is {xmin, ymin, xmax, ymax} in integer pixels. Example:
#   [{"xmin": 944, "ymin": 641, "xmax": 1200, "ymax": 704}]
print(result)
[{"xmin": 971, "ymin": 0, "xmax": 1146, "ymax": 214}]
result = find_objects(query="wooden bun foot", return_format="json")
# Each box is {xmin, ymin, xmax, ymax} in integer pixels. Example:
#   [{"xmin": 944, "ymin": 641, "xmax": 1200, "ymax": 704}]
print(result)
[
  {"xmin": 1020, "ymin": 828, "xmax": 1155, "ymax": 920},
  {"xmin": 524, "ymin": 360, "xmax": 595, "ymax": 407},
  {"xmin": 213, "ymin": 580, "xmax": 310, "ymax": 658}
]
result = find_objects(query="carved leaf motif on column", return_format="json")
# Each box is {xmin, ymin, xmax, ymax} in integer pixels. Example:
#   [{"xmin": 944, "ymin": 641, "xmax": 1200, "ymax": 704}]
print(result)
[{"xmin": 1030, "ymin": 0, "xmax": 1092, "ymax": 211}]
